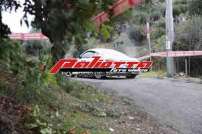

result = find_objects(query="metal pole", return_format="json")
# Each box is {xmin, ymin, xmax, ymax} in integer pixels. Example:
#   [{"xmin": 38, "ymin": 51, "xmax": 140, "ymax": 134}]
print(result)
[
  {"xmin": 147, "ymin": 22, "xmax": 152, "ymax": 62},
  {"xmin": 185, "ymin": 58, "xmax": 188, "ymax": 76},
  {"xmin": 166, "ymin": 0, "xmax": 175, "ymax": 77}
]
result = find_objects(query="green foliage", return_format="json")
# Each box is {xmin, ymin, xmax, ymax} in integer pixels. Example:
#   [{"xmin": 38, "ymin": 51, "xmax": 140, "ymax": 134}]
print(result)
[
  {"xmin": 149, "ymin": 17, "xmax": 165, "ymax": 52},
  {"xmin": 27, "ymin": 0, "xmax": 114, "ymax": 61},
  {"xmin": 111, "ymin": 9, "xmax": 133, "ymax": 23},
  {"xmin": 60, "ymin": 80, "xmax": 110, "ymax": 103},
  {"xmin": 155, "ymin": 35, "xmax": 165, "ymax": 51},
  {"xmin": 131, "ymin": 9, "xmax": 148, "ymax": 24},
  {"xmin": 22, "ymin": 80, "xmax": 112, "ymax": 134},
  {"xmin": 24, "ymin": 40, "xmax": 51, "ymax": 56},
  {"xmin": 188, "ymin": 0, "xmax": 202, "ymax": 16},
  {"xmin": 174, "ymin": 16, "xmax": 202, "ymax": 76},
  {"xmin": 0, "ymin": 80, "xmax": 8, "ymax": 96},
  {"xmin": 26, "ymin": 105, "xmax": 67, "ymax": 134},
  {"xmin": 63, "ymin": 111, "xmax": 110, "ymax": 134},
  {"xmin": 173, "ymin": 0, "xmax": 187, "ymax": 17},
  {"xmin": 100, "ymin": 24, "xmax": 113, "ymax": 42},
  {"xmin": 139, "ymin": 70, "xmax": 166, "ymax": 78},
  {"xmin": 175, "ymin": 16, "xmax": 202, "ymax": 50},
  {"xmin": 131, "ymin": 0, "xmax": 164, "ymax": 24},
  {"xmin": 0, "ymin": 39, "xmax": 25, "ymax": 74},
  {"xmin": 0, "ymin": 39, "xmax": 56, "ymax": 103},
  {"xmin": 128, "ymin": 26, "xmax": 145, "ymax": 45}
]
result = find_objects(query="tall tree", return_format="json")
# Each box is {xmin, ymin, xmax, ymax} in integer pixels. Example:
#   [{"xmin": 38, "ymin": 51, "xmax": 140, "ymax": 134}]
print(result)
[
  {"xmin": 189, "ymin": 0, "xmax": 202, "ymax": 16},
  {"xmin": 1, "ymin": 0, "xmax": 114, "ymax": 61}
]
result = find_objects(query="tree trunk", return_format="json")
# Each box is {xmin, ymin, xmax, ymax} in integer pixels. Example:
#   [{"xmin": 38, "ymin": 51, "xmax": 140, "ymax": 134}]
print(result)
[{"xmin": 51, "ymin": 41, "xmax": 66, "ymax": 63}]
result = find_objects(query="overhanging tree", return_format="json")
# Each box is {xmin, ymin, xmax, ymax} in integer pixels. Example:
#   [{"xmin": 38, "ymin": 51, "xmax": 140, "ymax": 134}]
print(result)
[
  {"xmin": 1, "ymin": 0, "xmax": 114, "ymax": 62},
  {"xmin": 0, "ymin": 0, "xmax": 20, "ymax": 39}
]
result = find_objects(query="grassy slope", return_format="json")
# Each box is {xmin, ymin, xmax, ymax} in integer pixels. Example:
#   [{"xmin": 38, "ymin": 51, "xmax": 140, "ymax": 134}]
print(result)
[
  {"xmin": 139, "ymin": 70, "xmax": 166, "ymax": 78},
  {"xmin": 0, "ymin": 69, "xmax": 113, "ymax": 133}
]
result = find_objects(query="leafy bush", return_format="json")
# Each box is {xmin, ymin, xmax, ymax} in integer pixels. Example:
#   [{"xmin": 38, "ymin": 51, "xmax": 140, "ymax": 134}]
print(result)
[
  {"xmin": 0, "ymin": 39, "xmax": 25, "ymax": 74},
  {"xmin": 175, "ymin": 16, "xmax": 202, "ymax": 51},
  {"xmin": 0, "ymin": 39, "xmax": 56, "ymax": 103},
  {"xmin": 25, "ymin": 105, "xmax": 67, "ymax": 134}
]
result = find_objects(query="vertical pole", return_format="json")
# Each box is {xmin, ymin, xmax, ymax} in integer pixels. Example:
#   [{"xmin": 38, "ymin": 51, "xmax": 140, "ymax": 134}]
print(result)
[
  {"xmin": 188, "ymin": 57, "xmax": 191, "ymax": 75},
  {"xmin": 147, "ymin": 22, "xmax": 152, "ymax": 62},
  {"xmin": 185, "ymin": 58, "xmax": 188, "ymax": 76},
  {"xmin": 166, "ymin": 0, "xmax": 175, "ymax": 77}
]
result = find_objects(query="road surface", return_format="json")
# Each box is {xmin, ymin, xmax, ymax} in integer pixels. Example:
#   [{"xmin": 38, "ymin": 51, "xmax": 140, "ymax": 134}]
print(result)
[{"xmin": 73, "ymin": 77, "xmax": 202, "ymax": 134}]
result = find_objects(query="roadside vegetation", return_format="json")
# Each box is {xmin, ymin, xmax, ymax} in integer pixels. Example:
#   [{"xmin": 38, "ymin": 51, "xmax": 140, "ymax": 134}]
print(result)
[
  {"xmin": 139, "ymin": 70, "xmax": 166, "ymax": 78},
  {"xmin": 0, "ymin": 39, "xmax": 111, "ymax": 133},
  {"xmin": 1, "ymin": 0, "xmax": 202, "ymax": 134}
]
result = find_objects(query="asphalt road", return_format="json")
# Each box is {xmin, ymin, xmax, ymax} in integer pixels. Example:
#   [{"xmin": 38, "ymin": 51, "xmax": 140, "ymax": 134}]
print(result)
[{"xmin": 73, "ymin": 77, "xmax": 202, "ymax": 134}]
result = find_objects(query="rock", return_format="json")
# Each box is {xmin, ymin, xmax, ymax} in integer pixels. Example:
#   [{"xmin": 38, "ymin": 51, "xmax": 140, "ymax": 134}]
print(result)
[
  {"xmin": 179, "ymin": 72, "xmax": 185, "ymax": 76},
  {"xmin": 122, "ymin": 97, "xmax": 132, "ymax": 105},
  {"xmin": 109, "ymin": 128, "xmax": 114, "ymax": 132},
  {"xmin": 106, "ymin": 108, "xmax": 121, "ymax": 118},
  {"xmin": 94, "ymin": 111, "xmax": 107, "ymax": 117},
  {"xmin": 128, "ymin": 116, "xmax": 135, "ymax": 120},
  {"xmin": 68, "ymin": 127, "xmax": 76, "ymax": 134},
  {"xmin": 80, "ymin": 124, "xmax": 95, "ymax": 129},
  {"xmin": 80, "ymin": 103, "xmax": 94, "ymax": 112},
  {"xmin": 135, "ymin": 128, "xmax": 141, "ymax": 131}
]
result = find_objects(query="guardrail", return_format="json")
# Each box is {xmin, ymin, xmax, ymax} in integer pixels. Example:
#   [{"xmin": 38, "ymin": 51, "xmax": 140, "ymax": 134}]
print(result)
[
  {"xmin": 9, "ymin": 33, "xmax": 48, "ymax": 40},
  {"xmin": 137, "ymin": 51, "xmax": 202, "ymax": 60}
]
